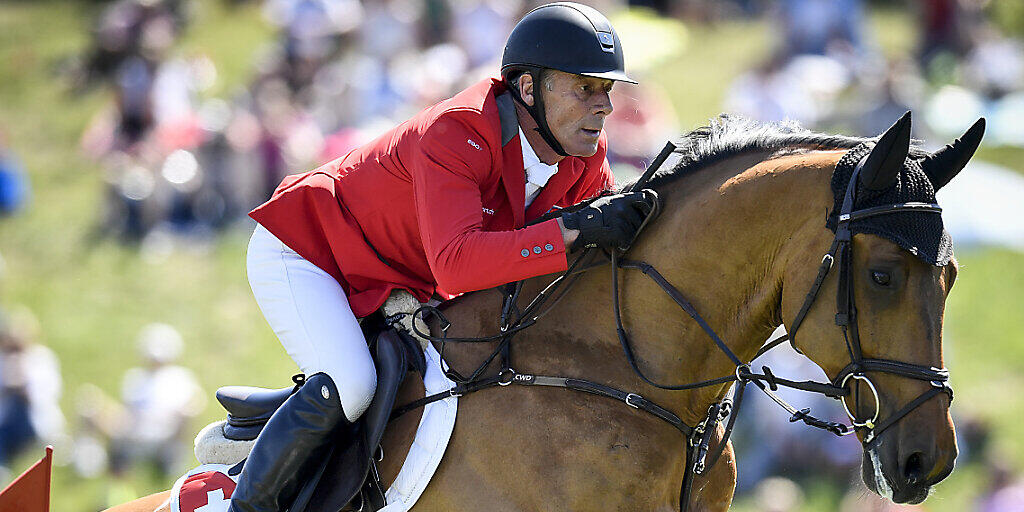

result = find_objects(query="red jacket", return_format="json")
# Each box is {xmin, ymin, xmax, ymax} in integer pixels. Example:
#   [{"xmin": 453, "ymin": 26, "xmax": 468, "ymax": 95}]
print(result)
[{"xmin": 249, "ymin": 77, "xmax": 614, "ymax": 318}]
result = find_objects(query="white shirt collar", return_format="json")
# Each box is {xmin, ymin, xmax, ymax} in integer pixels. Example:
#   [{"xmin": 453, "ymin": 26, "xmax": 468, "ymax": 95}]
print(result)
[{"xmin": 519, "ymin": 127, "xmax": 558, "ymax": 188}]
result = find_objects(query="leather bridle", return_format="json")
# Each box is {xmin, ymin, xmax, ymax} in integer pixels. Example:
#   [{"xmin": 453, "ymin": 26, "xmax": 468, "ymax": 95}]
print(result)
[
  {"xmin": 393, "ymin": 143, "xmax": 955, "ymax": 511},
  {"xmin": 781, "ymin": 155, "xmax": 953, "ymax": 446}
]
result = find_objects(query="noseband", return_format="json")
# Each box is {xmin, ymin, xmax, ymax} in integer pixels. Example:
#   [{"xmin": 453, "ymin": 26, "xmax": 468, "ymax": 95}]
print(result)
[{"xmin": 395, "ymin": 144, "xmax": 954, "ymax": 511}]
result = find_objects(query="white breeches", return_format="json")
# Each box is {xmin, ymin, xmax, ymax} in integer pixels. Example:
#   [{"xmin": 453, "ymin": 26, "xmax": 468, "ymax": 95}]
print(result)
[{"xmin": 246, "ymin": 224, "xmax": 376, "ymax": 422}]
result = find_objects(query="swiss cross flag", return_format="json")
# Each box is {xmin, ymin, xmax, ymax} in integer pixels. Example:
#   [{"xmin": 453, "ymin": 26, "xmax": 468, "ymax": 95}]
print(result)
[
  {"xmin": 0, "ymin": 446, "xmax": 52, "ymax": 512},
  {"xmin": 177, "ymin": 470, "xmax": 237, "ymax": 512}
]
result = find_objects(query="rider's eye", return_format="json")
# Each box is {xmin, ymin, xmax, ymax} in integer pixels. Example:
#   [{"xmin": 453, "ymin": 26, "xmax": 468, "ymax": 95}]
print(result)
[{"xmin": 871, "ymin": 271, "xmax": 891, "ymax": 286}]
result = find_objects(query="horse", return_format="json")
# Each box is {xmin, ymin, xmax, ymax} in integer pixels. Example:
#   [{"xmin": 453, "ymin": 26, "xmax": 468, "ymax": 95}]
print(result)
[{"xmin": 107, "ymin": 112, "xmax": 981, "ymax": 512}]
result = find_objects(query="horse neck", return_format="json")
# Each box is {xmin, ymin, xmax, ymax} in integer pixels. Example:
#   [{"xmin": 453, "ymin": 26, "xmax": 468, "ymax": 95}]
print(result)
[{"xmin": 520, "ymin": 149, "xmax": 845, "ymax": 425}]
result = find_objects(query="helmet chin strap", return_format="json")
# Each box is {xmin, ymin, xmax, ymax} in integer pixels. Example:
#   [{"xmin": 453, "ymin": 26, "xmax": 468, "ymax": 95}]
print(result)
[{"xmin": 507, "ymin": 68, "xmax": 569, "ymax": 158}]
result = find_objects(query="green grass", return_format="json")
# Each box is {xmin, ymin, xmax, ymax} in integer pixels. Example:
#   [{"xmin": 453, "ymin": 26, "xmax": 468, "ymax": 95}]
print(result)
[
  {"xmin": 0, "ymin": 2, "xmax": 1021, "ymax": 511},
  {"xmin": 0, "ymin": 1, "xmax": 280, "ymax": 509},
  {"xmin": 646, "ymin": 15, "xmax": 771, "ymax": 129}
]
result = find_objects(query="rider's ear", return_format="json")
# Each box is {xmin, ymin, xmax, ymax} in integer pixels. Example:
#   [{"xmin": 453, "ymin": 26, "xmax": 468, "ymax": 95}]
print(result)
[
  {"xmin": 518, "ymin": 73, "xmax": 535, "ymax": 108},
  {"xmin": 919, "ymin": 117, "xmax": 985, "ymax": 191},
  {"xmin": 859, "ymin": 111, "xmax": 912, "ymax": 191}
]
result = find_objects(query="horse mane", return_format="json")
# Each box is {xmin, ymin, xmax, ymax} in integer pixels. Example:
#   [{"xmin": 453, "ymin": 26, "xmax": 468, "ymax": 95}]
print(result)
[{"xmin": 636, "ymin": 114, "xmax": 929, "ymax": 190}]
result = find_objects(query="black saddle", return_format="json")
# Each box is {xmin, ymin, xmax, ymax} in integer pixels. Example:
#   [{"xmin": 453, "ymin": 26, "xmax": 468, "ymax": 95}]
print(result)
[
  {"xmin": 216, "ymin": 318, "xmax": 426, "ymax": 512},
  {"xmin": 217, "ymin": 385, "xmax": 294, "ymax": 440}
]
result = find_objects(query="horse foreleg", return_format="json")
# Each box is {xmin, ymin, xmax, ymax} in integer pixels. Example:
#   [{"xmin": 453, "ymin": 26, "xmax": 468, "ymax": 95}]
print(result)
[
  {"xmin": 686, "ymin": 423, "xmax": 736, "ymax": 512},
  {"xmin": 101, "ymin": 490, "xmax": 171, "ymax": 512}
]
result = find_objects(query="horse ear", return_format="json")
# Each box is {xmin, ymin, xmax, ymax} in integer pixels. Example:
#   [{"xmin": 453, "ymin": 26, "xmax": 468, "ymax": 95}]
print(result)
[
  {"xmin": 920, "ymin": 118, "xmax": 985, "ymax": 191},
  {"xmin": 858, "ymin": 111, "xmax": 912, "ymax": 191}
]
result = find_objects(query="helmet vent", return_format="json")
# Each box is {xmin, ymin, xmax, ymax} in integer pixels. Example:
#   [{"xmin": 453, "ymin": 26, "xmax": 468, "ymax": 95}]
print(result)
[{"xmin": 597, "ymin": 32, "xmax": 615, "ymax": 53}]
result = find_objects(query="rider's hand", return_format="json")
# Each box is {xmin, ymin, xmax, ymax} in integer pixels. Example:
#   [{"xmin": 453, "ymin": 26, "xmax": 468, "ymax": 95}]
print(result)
[{"xmin": 561, "ymin": 191, "xmax": 655, "ymax": 252}]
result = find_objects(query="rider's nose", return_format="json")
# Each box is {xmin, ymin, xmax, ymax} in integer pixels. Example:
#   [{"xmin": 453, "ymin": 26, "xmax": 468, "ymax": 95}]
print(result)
[{"xmin": 593, "ymin": 91, "xmax": 612, "ymax": 116}]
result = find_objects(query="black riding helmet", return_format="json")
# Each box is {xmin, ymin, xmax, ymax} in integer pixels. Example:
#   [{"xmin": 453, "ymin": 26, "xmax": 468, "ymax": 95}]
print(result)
[{"xmin": 501, "ymin": 2, "xmax": 636, "ymax": 156}]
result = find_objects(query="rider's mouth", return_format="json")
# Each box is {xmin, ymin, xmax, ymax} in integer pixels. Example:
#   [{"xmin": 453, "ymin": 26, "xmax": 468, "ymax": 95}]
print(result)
[{"xmin": 580, "ymin": 128, "xmax": 600, "ymax": 138}]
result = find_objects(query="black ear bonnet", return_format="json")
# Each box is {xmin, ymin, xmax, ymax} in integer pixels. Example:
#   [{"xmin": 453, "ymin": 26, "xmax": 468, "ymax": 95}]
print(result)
[{"xmin": 827, "ymin": 142, "xmax": 953, "ymax": 266}]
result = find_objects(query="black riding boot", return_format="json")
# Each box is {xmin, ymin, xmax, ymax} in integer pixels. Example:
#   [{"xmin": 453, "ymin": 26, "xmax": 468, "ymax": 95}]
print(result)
[{"xmin": 227, "ymin": 373, "xmax": 348, "ymax": 512}]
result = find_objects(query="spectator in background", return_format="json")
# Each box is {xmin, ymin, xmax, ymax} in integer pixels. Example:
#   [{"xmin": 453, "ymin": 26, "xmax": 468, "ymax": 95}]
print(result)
[
  {"xmin": 0, "ymin": 131, "xmax": 30, "ymax": 217},
  {"xmin": 754, "ymin": 477, "xmax": 805, "ymax": 512},
  {"xmin": 854, "ymin": 59, "xmax": 922, "ymax": 137},
  {"xmin": 70, "ymin": 0, "xmax": 185, "ymax": 94},
  {"xmin": 776, "ymin": 0, "xmax": 864, "ymax": 58},
  {"xmin": 450, "ymin": 0, "xmax": 518, "ymax": 68},
  {"xmin": 261, "ymin": 0, "xmax": 361, "ymax": 94},
  {"xmin": 109, "ymin": 323, "xmax": 204, "ymax": 477},
  {"xmin": 977, "ymin": 457, "xmax": 1024, "ymax": 512},
  {"xmin": 723, "ymin": 55, "xmax": 814, "ymax": 123},
  {"xmin": 0, "ymin": 308, "xmax": 65, "ymax": 476},
  {"xmin": 627, "ymin": 0, "xmax": 672, "ymax": 16},
  {"xmin": 917, "ymin": 0, "xmax": 973, "ymax": 73},
  {"xmin": 603, "ymin": 83, "xmax": 679, "ymax": 175},
  {"xmin": 963, "ymin": 25, "xmax": 1024, "ymax": 99}
]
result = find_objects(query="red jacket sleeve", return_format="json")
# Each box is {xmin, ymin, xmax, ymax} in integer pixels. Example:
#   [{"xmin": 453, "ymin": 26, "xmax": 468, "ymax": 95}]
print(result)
[{"xmin": 412, "ymin": 113, "xmax": 568, "ymax": 294}]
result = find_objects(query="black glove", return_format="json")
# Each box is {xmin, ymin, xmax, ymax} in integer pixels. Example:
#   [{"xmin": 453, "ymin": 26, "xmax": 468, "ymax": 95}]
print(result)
[{"xmin": 562, "ymin": 190, "xmax": 655, "ymax": 252}]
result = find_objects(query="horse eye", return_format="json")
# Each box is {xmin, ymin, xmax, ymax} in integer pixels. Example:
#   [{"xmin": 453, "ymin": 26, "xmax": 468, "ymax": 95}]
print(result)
[{"xmin": 871, "ymin": 271, "xmax": 891, "ymax": 286}]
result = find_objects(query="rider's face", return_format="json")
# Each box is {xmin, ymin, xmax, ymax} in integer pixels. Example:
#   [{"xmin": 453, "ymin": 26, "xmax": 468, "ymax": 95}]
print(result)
[{"xmin": 524, "ymin": 70, "xmax": 615, "ymax": 157}]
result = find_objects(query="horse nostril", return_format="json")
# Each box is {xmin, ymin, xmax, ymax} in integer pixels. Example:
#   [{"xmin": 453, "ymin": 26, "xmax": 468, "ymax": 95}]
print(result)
[{"xmin": 903, "ymin": 451, "xmax": 926, "ymax": 486}]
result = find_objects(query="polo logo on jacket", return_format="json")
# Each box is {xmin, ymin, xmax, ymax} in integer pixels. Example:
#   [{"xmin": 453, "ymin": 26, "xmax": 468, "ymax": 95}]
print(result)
[
  {"xmin": 467, "ymin": 139, "xmax": 481, "ymax": 150},
  {"xmin": 482, "ymin": 207, "xmax": 495, "ymax": 215}
]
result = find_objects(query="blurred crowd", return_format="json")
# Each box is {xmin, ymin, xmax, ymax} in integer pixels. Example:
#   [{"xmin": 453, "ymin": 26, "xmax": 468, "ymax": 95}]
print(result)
[
  {"xmin": 0, "ymin": 131, "xmax": 30, "ymax": 220},
  {"xmin": 64, "ymin": 0, "xmax": 1024, "ymax": 252},
  {"xmin": 0, "ymin": 308, "xmax": 62, "ymax": 483},
  {"xmin": 0, "ymin": 309, "xmax": 204, "ymax": 503},
  {"xmin": 4, "ymin": 94, "xmax": 204, "ymax": 489},
  {"xmin": 71, "ymin": 322, "xmax": 204, "ymax": 491},
  {"xmin": 0, "ymin": 0, "xmax": 1021, "ymax": 508},
  {"xmin": 724, "ymin": 0, "xmax": 1024, "ymax": 144},
  {"xmin": 72, "ymin": 0, "xmax": 680, "ymax": 250}
]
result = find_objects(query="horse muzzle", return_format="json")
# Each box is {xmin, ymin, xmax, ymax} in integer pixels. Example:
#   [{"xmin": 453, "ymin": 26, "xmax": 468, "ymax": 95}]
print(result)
[{"xmin": 860, "ymin": 429, "xmax": 957, "ymax": 504}]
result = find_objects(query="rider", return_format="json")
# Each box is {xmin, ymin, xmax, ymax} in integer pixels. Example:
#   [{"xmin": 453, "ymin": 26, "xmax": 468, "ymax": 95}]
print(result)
[{"xmin": 230, "ymin": 3, "xmax": 653, "ymax": 511}]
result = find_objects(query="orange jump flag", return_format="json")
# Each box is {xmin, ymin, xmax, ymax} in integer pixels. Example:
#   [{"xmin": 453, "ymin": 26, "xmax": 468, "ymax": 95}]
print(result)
[{"xmin": 0, "ymin": 446, "xmax": 52, "ymax": 512}]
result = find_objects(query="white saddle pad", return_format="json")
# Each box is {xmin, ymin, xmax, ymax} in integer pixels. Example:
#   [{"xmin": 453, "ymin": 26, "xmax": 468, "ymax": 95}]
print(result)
[
  {"xmin": 381, "ymin": 341, "xmax": 457, "ymax": 510},
  {"xmin": 186, "ymin": 342, "xmax": 457, "ymax": 512}
]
